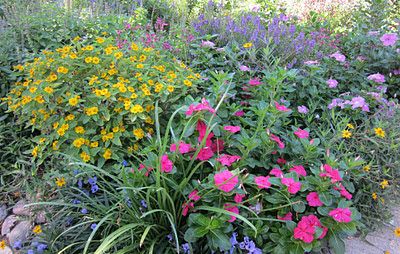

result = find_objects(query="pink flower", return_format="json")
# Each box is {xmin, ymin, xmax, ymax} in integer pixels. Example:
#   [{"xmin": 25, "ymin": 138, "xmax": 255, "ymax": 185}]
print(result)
[
  {"xmin": 319, "ymin": 164, "xmax": 342, "ymax": 183},
  {"xmin": 294, "ymin": 128, "xmax": 309, "ymax": 139},
  {"xmin": 214, "ymin": 170, "xmax": 239, "ymax": 192},
  {"xmin": 367, "ymin": 73, "xmax": 385, "ymax": 83},
  {"xmin": 182, "ymin": 202, "xmax": 194, "ymax": 216},
  {"xmin": 306, "ymin": 192, "xmax": 323, "ymax": 207},
  {"xmin": 170, "ymin": 141, "xmax": 191, "ymax": 154},
  {"xmin": 327, "ymin": 79, "xmax": 338, "ymax": 88},
  {"xmin": 224, "ymin": 204, "xmax": 239, "ymax": 222},
  {"xmin": 289, "ymin": 165, "xmax": 307, "ymax": 177},
  {"xmin": 297, "ymin": 105, "xmax": 309, "ymax": 114},
  {"xmin": 240, "ymin": 65, "xmax": 250, "ymax": 71},
  {"xmin": 304, "ymin": 60, "xmax": 319, "ymax": 65},
  {"xmin": 197, "ymin": 120, "xmax": 214, "ymax": 146},
  {"xmin": 211, "ymin": 139, "xmax": 224, "ymax": 153},
  {"xmin": 293, "ymin": 214, "xmax": 327, "ymax": 243},
  {"xmin": 330, "ymin": 52, "xmax": 346, "ymax": 62},
  {"xmin": 334, "ymin": 184, "xmax": 352, "ymax": 200},
  {"xmin": 277, "ymin": 157, "xmax": 286, "ymax": 165},
  {"xmin": 380, "ymin": 33, "xmax": 398, "ymax": 46},
  {"xmin": 188, "ymin": 190, "xmax": 201, "ymax": 201},
  {"xmin": 196, "ymin": 147, "xmax": 214, "ymax": 161},
  {"xmin": 161, "ymin": 154, "xmax": 173, "ymax": 173},
  {"xmin": 275, "ymin": 101, "xmax": 290, "ymax": 112},
  {"xmin": 254, "ymin": 176, "xmax": 271, "ymax": 189},
  {"xmin": 234, "ymin": 110, "xmax": 245, "ymax": 117},
  {"xmin": 270, "ymin": 134, "xmax": 285, "ymax": 149},
  {"xmin": 277, "ymin": 212, "xmax": 293, "ymax": 221},
  {"xmin": 281, "ymin": 178, "xmax": 302, "ymax": 194},
  {"xmin": 201, "ymin": 40, "xmax": 215, "ymax": 48},
  {"xmin": 269, "ymin": 168, "xmax": 283, "ymax": 177},
  {"xmin": 185, "ymin": 98, "xmax": 216, "ymax": 116},
  {"xmin": 329, "ymin": 208, "xmax": 352, "ymax": 223},
  {"xmin": 217, "ymin": 154, "xmax": 241, "ymax": 166},
  {"xmin": 234, "ymin": 193, "xmax": 246, "ymax": 203},
  {"xmin": 224, "ymin": 125, "xmax": 241, "ymax": 133},
  {"xmin": 249, "ymin": 78, "xmax": 262, "ymax": 86}
]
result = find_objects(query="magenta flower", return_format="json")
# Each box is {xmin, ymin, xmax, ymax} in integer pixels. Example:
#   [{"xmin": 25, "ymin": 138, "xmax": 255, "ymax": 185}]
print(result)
[
  {"xmin": 277, "ymin": 212, "xmax": 292, "ymax": 221},
  {"xmin": 217, "ymin": 154, "xmax": 241, "ymax": 166},
  {"xmin": 275, "ymin": 102, "xmax": 290, "ymax": 112},
  {"xmin": 161, "ymin": 154, "xmax": 173, "ymax": 173},
  {"xmin": 306, "ymin": 192, "xmax": 323, "ymax": 207},
  {"xmin": 214, "ymin": 170, "xmax": 239, "ymax": 192},
  {"xmin": 197, "ymin": 120, "xmax": 214, "ymax": 146},
  {"xmin": 223, "ymin": 125, "xmax": 241, "ymax": 133},
  {"xmin": 270, "ymin": 134, "xmax": 285, "ymax": 149},
  {"xmin": 281, "ymin": 178, "xmax": 302, "ymax": 194},
  {"xmin": 196, "ymin": 147, "xmax": 214, "ymax": 161},
  {"xmin": 269, "ymin": 168, "xmax": 283, "ymax": 177},
  {"xmin": 297, "ymin": 105, "xmax": 309, "ymax": 114},
  {"xmin": 249, "ymin": 78, "xmax": 262, "ymax": 86},
  {"xmin": 293, "ymin": 214, "xmax": 327, "ymax": 243},
  {"xmin": 294, "ymin": 128, "xmax": 309, "ymax": 139},
  {"xmin": 319, "ymin": 164, "xmax": 342, "ymax": 183},
  {"xmin": 277, "ymin": 157, "xmax": 287, "ymax": 165},
  {"xmin": 367, "ymin": 73, "xmax": 385, "ymax": 83},
  {"xmin": 326, "ymin": 79, "xmax": 338, "ymax": 88},
  {"xmin": 329, "ymin": 208, "xmax": 352, "ymax": 223},
  {"xmin": 182, "ymin": 202, "xmax": 194, "ymax": 216},
  {"xmin": 234, "ymin": 110, "xmax": 245, "ymax": 117},
  {"xmin": 254, "ymin": 176, "xmax": 271, "ymax": 189},
  {"xmin": 289, "ymin": 165, "xmax": 307, "ymax": 177},
  {"xmin": 170, "ymin": 141, "xmax": 191, "ymax": 154},
  {"xmin": 185, "ymin": 98, "xmax": 216, "ymax": 116},
  {"xmin": 188, "ymin": 190, "xmax": 201, "ymax": 201},
  {"xmin": 224, "ymin": 204, "xmax": 239, "ymax": 222},
  {"xmin": 239, "ymin": 65, "xmax": 250, "ymax": 71},
  {"xmin": 234, "ymin": 193, "xmax": 246, "ymax": 203},
  {"xmin": 380, "ymin": 33, "xmax": 398, "ymax": 46},
  {"xmin": 330, "ymin": 52, "xmax": 346, "ymax": 62},
  {"xmin": 334, "ymin": 184, "xmax": 352, "ymax": 200}
]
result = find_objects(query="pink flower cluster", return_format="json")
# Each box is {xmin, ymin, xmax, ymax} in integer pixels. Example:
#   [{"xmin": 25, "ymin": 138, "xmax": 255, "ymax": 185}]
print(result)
[
  {"xmin": 294, "ymin": 215, "xmax": 328, "ymax": 243},
  {"xmin": 367, "ymin": 73, "xmax": 385, "ymax": 83},
  {"xmin": 328, "ymin": 96, "xmax": 369, "ymax": 112},
  {"xmin": 319, "ymin": 164, "xmax": 342, "ymax": 183},
  {"xmin": 281, "ymin": 177, "xmax": 302, "ymax": 194},
  {"xmin": 380, "ymin": 33, "xmax": 398, "ymax": 46},
  {"xmin": 214, "ymin": 170, "xmax": 239, "ymax": 192},
  {"xmin": 185, "ymin": 98, "xmax": 216, "ymax": 116},
  {"xmin": 329, "ymin": 207, "xmax": 352, "ymax": 223}
]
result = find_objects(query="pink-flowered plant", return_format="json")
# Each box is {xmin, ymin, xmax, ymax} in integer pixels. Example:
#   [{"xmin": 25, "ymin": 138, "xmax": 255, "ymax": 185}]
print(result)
[
  {"xmin": 234, "ymin": 193, "xmax": 246, "ymax": 203},
  {"xmin": 293, "ymin": 215, "xmax": 328, "ymax": 243},
  {"xmin": 281, "ymin": 177, "xmax": 302, "ymax": 194},
  {"xmin": 289, "ymin": 165, "xmax": 307, "ymax": 177},
  {"xmin": 367, "ymin": 73, "xmax": 385, "ymax": 83},
  {"xmin": 329, "ymin": 208, "xmax": 352, "ymax": 223},
  {"xmin": 319, "ymin": 164, "xmax": 342, "ymax": 183},
  {"xmin": 306, "ymin": 192, "xmax": 323, "ymax": 207},
  {"xmin": 214, "ymin": 170, "xmax": 239, "ymax": 192},
  {"xmin": 380, "ymin": 33, "xmax": 398, "ymax": 46},
  {"xmin": 277, "ymin": 212, "xmax": 293, "ymax": 221},
  {"xmin": 330, "ymin": 52, "xmax": 346, "ymax": 62},
  {"xmin": 223, "ymin": 125, "xmax": 241, "ymax": 133},
  {"xmin": 254, "ymin": 176, "xmax": 271, "ymax": 189},
  {"xmin": 270, "ymin": 134, "xmax": 285, "ymax": 149},
  {"xmin": 270, "ymin": 168, "xmax": 284, "ymax": 177},
  {"xmin": 275, "ymin": 101, "xmax": 291, "ymax": 112},
  {"xmin": 170, "ymin": 141, "xmax": 191, "ymax": 154},
  {"xmin": 161, "ymin": 154, "xmax": 173, "ymax": 173},
  {"xmin": 188, "ymin": 190, "xmax": 201, "ymax": 201},
  {"xmin": 294, "ymin": 128, "xmax": 309, "ymax": 139},
  {"xmin": 217, "ymin": 154, "xmax": 241, "ymax": 166},
  {"xmin": 249, "ymin": 78, "xmax": 262, "ymax": 86},
  {"xmin": 186, "ymin": 98, "xmax": 216, "ymax": 116},
  {"xmin": 326, "ymin": 78, "xmax": 338, "ymax": 88}
]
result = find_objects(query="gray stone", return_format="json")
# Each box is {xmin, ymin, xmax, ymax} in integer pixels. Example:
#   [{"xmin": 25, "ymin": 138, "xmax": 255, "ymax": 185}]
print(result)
[
  {"xmin": 1, "ymin": 215, "xmax": 17, "ymax": 236},
  {"xmin": 6, "ymin": 220, "xmax": 31, "ymax": 246},
  {"xmin": 0, "ymin": 205, "xmax": 7, "ymax": 222},
  {"xmin": 35, "ymin": 211, "xmax": 46, "ymax": 224},
  {"xmin": 0, "ymin": 246, "xmax": 12, "ymax": 254},
  {"xmin": 12, "ymin": 200, "xmax": 31, "ymax": 216}
]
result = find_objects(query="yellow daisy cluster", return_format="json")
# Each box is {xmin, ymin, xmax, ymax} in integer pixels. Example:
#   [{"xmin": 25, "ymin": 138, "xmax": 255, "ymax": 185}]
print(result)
[{"xmin": 5, "ymin": 34, "xmax": 200, "ymax": 163}]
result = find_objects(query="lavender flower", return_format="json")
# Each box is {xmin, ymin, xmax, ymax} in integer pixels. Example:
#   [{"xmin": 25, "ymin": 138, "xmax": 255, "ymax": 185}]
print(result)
[
  {"xmin": 13, "ymin": 240, "xmax": 22, "ymax": 250},
  {"xmin": 37, "ymin": 243, "xmax": 47, "ymax": 253},
  {"xmin": 140, "ymin": 200, "xmax": 147, "ymax": 208},
  {"xmin": 81, "ymin": 208, "xmax": 88, "ymax": 214},
  {"xmin": 297, "ymin": 105, "xmax": 309, "ymax": 114},
  {"xmin": 182, "ymin": 243, "xmax": 190, "ymax": 254},
  {"xmin": 90, "ymin": 223, "xmax": 97, "ymax": 230}
]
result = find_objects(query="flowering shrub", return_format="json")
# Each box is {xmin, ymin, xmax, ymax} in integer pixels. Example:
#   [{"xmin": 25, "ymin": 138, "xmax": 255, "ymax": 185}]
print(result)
[{"xmin": 5, "ymin": 35, "xmax": 200, "ymax": 165}]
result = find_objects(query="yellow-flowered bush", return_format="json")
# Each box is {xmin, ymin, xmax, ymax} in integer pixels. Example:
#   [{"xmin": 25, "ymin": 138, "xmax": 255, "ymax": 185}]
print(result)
[{"xmin": 5, "ymin": 36, "xmax": 200, "ymax": 165}]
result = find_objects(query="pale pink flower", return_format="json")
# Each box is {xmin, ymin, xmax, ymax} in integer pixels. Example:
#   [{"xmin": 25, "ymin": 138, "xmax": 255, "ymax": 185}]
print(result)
[
  {"xmin": 367, "ymin": 73, "xmax": 385, "ymax": 83},
  {"xmin": 297, "ymin": 105, "xmax": 308, "ymax": 114},
  {"xmin": 330, "ymin": 52, "xmax": 346, "ymax": 62},
  {"xmin": 201, "ymin": 40, "xmax": 215, "ymax": 48},
  {"xmin": 327, "ymin": 79, "xmax": 338, "ymax": 88},
  {"xmin": 240, "ymin": 65, "xmax": 250, "ymax": 71},
  {"xmin": 224, "ymin": 125, "xmax": 241, "ymax": 133},
  {"xmin": 329, "ymin": 208, "xmax": 352, "ymax": 223},
  {"xmin": 214, "ymin": 170, "xmax": 239, "ymax": 192},
  {"xmin": 380, "ymin": 33, "xmax": 398, "ymax": 46},
  {"xmin": 254, "ymin": 176, "xmax": 271, "ymax": 189}
]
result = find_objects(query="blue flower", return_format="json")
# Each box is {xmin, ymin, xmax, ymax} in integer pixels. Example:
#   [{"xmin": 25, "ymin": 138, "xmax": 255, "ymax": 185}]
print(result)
[
  {"xmin": 81, "ymin": 208, "xmax": 88, "ymax": 214},
  {"xmin": 166, "ymin": 233, "xmax": 173, "ymax": 241},
  {"xmin": 90, "ymin": 223, "xmax": 97, "ymax": 230},
  {"xmin": 88, "ymin": 176, "xmax": 97, "ymax": 185},
  {"xmin": 140, "ymin": 199, "xmax": 147, "ymax": 208},
  {"xmin": 122, "ymin": 160, "xmax": 128, "ymax": 167},
  {"xmin": 91, "ymin": 184, "xmax": 99, "ymax": 193},
  {"xmin": 27, "ymin": 250, "xmax": 34, "ymax": 254},
  {"xmin": 182, "ymin": 243, "xmax": 190, "ymax": 254},
  {"xmin": 37, "ymin": 243, "xmax": 47, "ymax": 252},
  {"xmin": 125, "ymin": 197, "xmax": 132, "ymax": 208},
  {"xmin": 72, "ymin": 199, "xmax": 81, "ymax": 204},
  {"xmin": 73, "ymin": 169, "xmax": 80, "ymax": 175},
  {"xmin": 230, "ymin": 232, "xmax": 238, "ymax": 246},
  {"xmin": 13, "ymin": 240, "xmax": 22, "ymax": 250},
  {"xmin": 77, "ymin": 179, "xmax": 83, "ymax": 189}
]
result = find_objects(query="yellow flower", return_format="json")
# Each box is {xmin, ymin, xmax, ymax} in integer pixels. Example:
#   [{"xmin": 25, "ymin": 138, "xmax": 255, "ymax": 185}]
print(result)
[
  {"xmin": 68, "ymin": 96, "xmax": 79, "ymax": 106},
  {"xmin": 85, "ymin": 106, "xmax": 99, "ymax": 116},
  {"xmin": 341, "ymin": 130, "xmax": 352, "ymax": 139},
  {"xmin": 70, "ymin": 53, "xmax": 77, "ymax": 59},
  {"xmin": 363, "ymin": 165, "xmax": 370, "ymax": 172},
  {"xmin": 133, "ymin": 128, "xmax": 145, "ymax": 139},
  {"xmin": 85, "ymin": 57, "xmax": 93, "ymax": 63},
  {"xmin": 52, "ymin": 141, "xmax": 59, "ymax": 150},
  {"xmin": 103, "ymin": 149, "xmax": 112, "ymax": 160},
  {"xmin": 374, "ymin": 127, "xmax": 385, "ymax": 138},
  {"xmin": 90, "ymin": 141, "xmax": 99, "ymax": 148},
  {"xmin": 80, "ymin": 151, "xmax": 90, "ymax": 162},
  {"xmin": 57, "ymin": 66, "xmax": 68, "ymax": 74},
  {"xmin": 0, "ymin": 240, "xmax": 6, "ymax": 250},
  {"xmin": 73, "ymin": 138, "xmax": 86, "ymax": 148},
  {"xmin": 130, "ymin": 104, "xmax": 144, "ymax": 114},
  {"xmin": 372, "ymin": 192, "xmax": 377, "ymax": 200},
  {"xmin": 243, "ymin": 42, "xmax": 253, "ymax": 48},
  {"xmin": 44, "ymin": 86, "xmax": 54, "ymax": 94},
  {"xmin": 131, "ymin": 43, "xmax": 139, "ymax": 51},
  {"xmin": 33, "ymin": 225, "xmax": 42, "ymax": 234},
  {"xmin": 114, "ymin": 52, "xmax": 123, "ymax": 59},
  {"xmin": 55, "ymin": 177, "xmax": 66, "ymax": 187},
  {"xmin": 394, "ymin": 227, "xmax": 400, "ymax": 237},
  {"xmin": 347, "ymin": 123, "xmax": 355, "ymax": 129},
  {"xmin": 29, "ymin": 87, "xmax": 37, "ymax": 93},
  {"xmin": 32, "ymin": 146, "xmax": 39, "ymax": 157},
  {"xmin": 65, "ymin": 114, "xmax": 75, "ymax": 121},
  {"xmin": 380, "ymin": 179, "xmax": 389, "ymax": 189},
  {"xmin": 75, "ymin": 126, "xmax": 85, "ymax": 134},
  {"xmin": 96, "ymin": 37, "xmax": 105, "ymax": 43},
  {"xmin": 183, "ymin": 79, "xmax": 192, "ymax": 87},
  {"xmin": 136, "ymin": 64, "xmax": 144, "ymax": 69},
  {"xmin": 112, "ymin": 126, "xmax": 120, "ymax": 133},
  {"xmin": 167, "ymin": 85, "xmax": 174, "ymax": 92},
  {"xmin": 384, "ymin": 251, "xmax": 390, "ymax": 254},
  {"xmin": 92, "ymin": 57, "xmax": 100, "ymax": 64}
]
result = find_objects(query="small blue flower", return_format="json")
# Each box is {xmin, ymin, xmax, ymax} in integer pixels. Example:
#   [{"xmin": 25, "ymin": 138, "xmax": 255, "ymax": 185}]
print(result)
[
  {"xmin": 166, "ymin": 233, "xmax": 173, "ymax": 241},
  {"xmin": 122, "ymin": 160, "xmax": 128, "ymax": 167},
  {"xmin": 73, "ymin": 169, "xmax": 80, "ymax": 175},
  {"xmin": 182, "ymin": 243, "xmax": 190, "ymax": 254},
  {"xmin": 77, "ymin": 179, "xmax": 83, "ymax": 189},
  {"xmin": 230, "ymin": 232, "xmax": 238, "ymax": 246},
  {"xmin": 37, "ymin": 243, "xmax": 47, "ymax": 252},
  {"xmin": 81, "ymin": 208, "xmax": 88, "ymax": 214},
  {"xmin": 13, "ymin": 240, "xmax": 22, "ymax": 250},
  {"xmin": 66, "ymin": 217, "xmax": 73, "ymax": 226},
  {"xmin": 140, "ymin": 199, "xmax": 147, "ymax": 209},
  {"xmin": 88, "ymin": 176, "xmax": 97, "ymax": 185},
  {"xmin": 90, "ymin": 223, "xmax": 97, "ymax": 230},
  {"xmin": 72, "ymin": 199, "xmax": 81, "ymax": 204},
  {"xmin": 125, "ymin": 197, "xmax": 132, "ymax": 208},
  {"xmin": 91, "ymin": 184, "xmax": 99, "ymax": 193},
  {"xmin": 27, "ymin": 250, "xmax": 34, "ymax": 254}
]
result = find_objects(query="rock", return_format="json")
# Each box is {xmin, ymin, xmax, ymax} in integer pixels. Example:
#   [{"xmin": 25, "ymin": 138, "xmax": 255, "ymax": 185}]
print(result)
[
  {"xmin": 12, "ymin": 200, "xmax": 31, "ymax": 216},
  {"xmin": 0, "ymin": 205, "xmax": 7, "ymax": 222},
  {"xmin": 35, "ymin": 211, "xmax": 46, "ymax": 224},
  {"xmin": 1, "ymin": 215, "xmax": 17, "ymax": 236},
  {"xmin": 0, "ymin": 246, "xmax": 12, "ymax": 254},
  {"xmin": 7, "ymin": 220, "xmax": 31, "ymax": 246}
]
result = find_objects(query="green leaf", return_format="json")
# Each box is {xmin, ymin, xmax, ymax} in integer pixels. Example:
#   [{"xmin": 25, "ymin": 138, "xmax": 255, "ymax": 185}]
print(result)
[
  {"xmin": 208, "ymin": 229, "xmax": 231, "ymax": 251},
  {"xmin": 329, "ymin": 232, "xmax": 345, "ymax": 254},
  {"xmin": 293, "ymin": 202, "xmax": 306, "ymax": 213},
  {"xmin": 319, "ymin": 192, "xmax": 332, "ymax": 206},
  {"xmin": 184, "ymin": 228, "xmax": 198, "ymax": 242}
]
